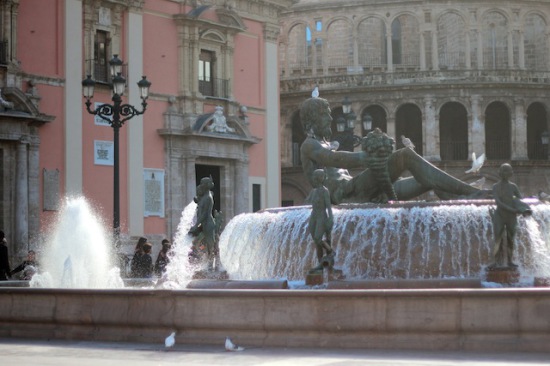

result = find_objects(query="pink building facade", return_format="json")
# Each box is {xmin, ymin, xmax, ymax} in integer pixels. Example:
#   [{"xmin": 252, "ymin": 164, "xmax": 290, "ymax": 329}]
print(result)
[{"xmin": 0, "ymin": 0, "xmax": 290, "ymax": 260}]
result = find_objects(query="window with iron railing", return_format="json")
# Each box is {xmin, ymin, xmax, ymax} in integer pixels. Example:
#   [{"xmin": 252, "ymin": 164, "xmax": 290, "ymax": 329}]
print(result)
[
  {"xmin": 93, "ymin": 30, "xmax": 110, "ymax": 83},
  {"xmin": 440, "ymin": 140, "xmax": 468, "ymax": 161},
  {"xmin": 486, "ymin": 139, "xmax": 511, "ymax": 160}
]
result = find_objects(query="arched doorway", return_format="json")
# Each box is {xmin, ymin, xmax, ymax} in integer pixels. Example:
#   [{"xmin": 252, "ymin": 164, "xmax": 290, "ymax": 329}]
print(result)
[
  {"xmin": 527, "ymin": 102, "xmax": 548, "ymax": 160},
  {"xmin": 396, "ymin": 103, "xmax": 423, "ymax": 155},
  {"xmin": 439, "ymin": 102, "xmax": 468, "ymax": 160},
  {"xmin": 485, "ymin": 101, "xmax": 511, "ymax": 160},
  {"xmin": 361, "ymin": 105, "xmax": 387, "ymax": 136}
]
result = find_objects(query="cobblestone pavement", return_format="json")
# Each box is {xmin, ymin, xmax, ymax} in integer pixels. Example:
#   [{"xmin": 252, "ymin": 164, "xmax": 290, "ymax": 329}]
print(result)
[{"xmin": 1, "ymin": 338, "xmax": 549, "ymax": 366}]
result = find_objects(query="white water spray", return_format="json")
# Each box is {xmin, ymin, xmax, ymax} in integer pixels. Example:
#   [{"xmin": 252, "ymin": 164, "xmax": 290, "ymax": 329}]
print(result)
[{"xmin": 30, "ymin": 196, "xmax": 123, "ymax": 288}]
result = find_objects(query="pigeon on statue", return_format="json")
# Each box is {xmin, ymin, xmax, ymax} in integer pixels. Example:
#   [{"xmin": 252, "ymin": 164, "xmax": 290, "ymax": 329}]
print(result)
[
  {"xmin": 311, "ymin": 85, "xmax": 319, "ymax": 98},
  {"xmin": 538, "ymin": 191, "xmax": 550, "ymax": 203},
  {"xmin": 225, "ymin": 337, "xmax": 244, "ymax": 351},
  {"xmin": 465, "ymin": 152, "xmax": 486, "ymax": 174},
  {"xmin": 401, "ymin": 135, "xmax": 415, "ymax": 150},
  {"xmin": 165, "ymin": 332, "xmax": 176, "ymax": 349}
]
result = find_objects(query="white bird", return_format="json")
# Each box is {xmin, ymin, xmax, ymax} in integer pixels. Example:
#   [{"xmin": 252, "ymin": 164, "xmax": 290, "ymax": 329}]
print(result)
[
  {"xmin": 465, "ymin": 152, "xmax": 486, "ymax": 174},
  {"xmin": 469, "ymin": 176, "xmax": 485, "ymax": 190},
  {"xmin": 165, "ymin": 332, "xmax": 176, "ymax": 348},
  {"xmin": 401, "ymin": 135, "xmax": 415, "ymax": 150},
  {"xmin": 225, "ymin": 337, "xmax": 244, "ymax": 351},
  {"xmin": 311, "ymin": 85, "xmax": 319, "ymax": 98}
]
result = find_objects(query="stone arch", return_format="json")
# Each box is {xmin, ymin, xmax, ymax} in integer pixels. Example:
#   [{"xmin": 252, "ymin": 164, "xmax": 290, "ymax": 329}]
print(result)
[
  {"xmin": 437, "ymin": 11, "xmax": 468, "ymax": 69},
  {"xmin": 439, "ymin": 101, "xmax": 469, "ymax": 160},
  {"xmin": 326, "ymin": 17, "xmax": 353, "ymax": 68},
  {"xmin": 526, "ymin": 102, "xmax": 548, "ymax": 160},
  {"xmin": 359, "ymin": 104, "xmax": 388, "ymax": 136},
  {"xmin": 389, "ymin": 12, "xmax": 421, "ymax": 68},
  {"xmin": 286, "ymin": 22, "xmax": 310, "ymax": 68},
  {"xmin": 281, "ymin": 179, "xmax": 309, "ymax": 206},
  {"xmin": 357, "ymin": 16, "xmax": 386, "ymax": 68},
  {"xmin": 523, "ymin": 12, "xmax": 548, "ymax": 70},
  {"xmin": 200, "ymin": 29, "xmax": 226, "ymax": 43},
  {"xmin": 481, "ymin": 10, "xmax": 511, "ymax": 69},
  {"xmin": 485, "ymin": 101, "xmax": 511, "ymax": 159},
  {"xmin": 395, "ymin": 102, "xmax": 423, "ymax": 155}
]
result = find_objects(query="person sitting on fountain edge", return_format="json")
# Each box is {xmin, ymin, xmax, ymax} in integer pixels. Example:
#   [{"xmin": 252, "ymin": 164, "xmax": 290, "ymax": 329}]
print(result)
[
  {"xmin": 299, "ymin": 97, "xmax": 490, "ymax": 204},
  {"xmin": 10, "ymin": 250, "xmax": 39, "ymax": 280}
]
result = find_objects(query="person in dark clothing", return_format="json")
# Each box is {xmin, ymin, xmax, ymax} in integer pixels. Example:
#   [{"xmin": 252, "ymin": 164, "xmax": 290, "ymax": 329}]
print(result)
[
  {"xmin": 130, "ymin": 237, "xmax": 147, "ymax": 278},
  {"xmin": 135, "ymin": 242, "xmax": 153, "ymax": 278},
  {"xmin": 10, "ymin": 250, "xmax": 39, "ymax": 280},
  {"xmin": 0, "ymin": 231, "xmax": 11, "ymax": 281},
  {"xmin": 155, "ymin": 239, "xmax": 171, "ymax": 276}
]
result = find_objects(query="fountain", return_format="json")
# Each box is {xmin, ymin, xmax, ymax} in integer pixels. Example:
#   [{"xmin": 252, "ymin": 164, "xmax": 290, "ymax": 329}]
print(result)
[
  {"xmin": 2, "ymin": 99, "xmax": 550, "ymax": 352},
  {"xmin": 30, "ymin": 196, "xmax": 123, "ymax": 289}
]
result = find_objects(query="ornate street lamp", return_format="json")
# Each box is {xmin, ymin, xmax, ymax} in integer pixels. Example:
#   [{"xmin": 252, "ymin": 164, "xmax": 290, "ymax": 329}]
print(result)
[
  {"xmin": 362, "ymin": 113, "xmax": 373, "ymax": 133},
  {"xmin": 334, "ymin": 97, "xmax": 360, "ymax": 151},
  {"xmin": 82, "ymin": 55, "xmax": 151, "ymax": 244}
]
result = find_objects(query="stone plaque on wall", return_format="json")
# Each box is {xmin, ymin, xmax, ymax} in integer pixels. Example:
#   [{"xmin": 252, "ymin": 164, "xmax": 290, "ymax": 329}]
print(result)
[
  {"xmin": 144, "ymin": 169, "xmax": 164, "ymax": 217},
  {"xmin": 43, "ymin": 169, "xmax": 60, "ymax": 211}
]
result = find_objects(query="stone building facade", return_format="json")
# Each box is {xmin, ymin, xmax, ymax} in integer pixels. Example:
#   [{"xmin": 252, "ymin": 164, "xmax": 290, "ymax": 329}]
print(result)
[
  {"xmin": 0, "ymin": 0, "xmax": 291, "ymax": 264},
  {"xmin": 279, "ymin": 0, "xmax": 550, "ymax": 205}
]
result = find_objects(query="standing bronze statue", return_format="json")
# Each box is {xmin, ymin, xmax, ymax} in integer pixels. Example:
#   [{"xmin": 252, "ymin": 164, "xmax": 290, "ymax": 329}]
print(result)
[
  {"xmin": 299, "ymin": 97, "xmax": 489, "ymax": 204},
  {"xmin": 189, "ymin": 176, "xmax": 222, "ymax": 272},
  {"xmin": 490, "ymin": 163, "xmax": 531, "ymax": 268},
  {"xmin": 308, "ymin": 169, "xmax": 334, "ymax": 270}
]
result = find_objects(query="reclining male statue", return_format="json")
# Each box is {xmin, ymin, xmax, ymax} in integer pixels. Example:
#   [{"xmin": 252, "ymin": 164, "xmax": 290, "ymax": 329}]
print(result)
[{"xmin": 300, "ymin": 97, "xmax": 490, "ymax": 204}]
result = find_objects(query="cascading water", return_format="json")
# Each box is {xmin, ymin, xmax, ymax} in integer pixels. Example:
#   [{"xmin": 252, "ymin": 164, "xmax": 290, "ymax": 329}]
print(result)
[
  {"xmin": 30, "ymin": 196, "xmax": 123, "ymax": 288},
  {"xmin": 218, "ymin": 199, "xmax": 550, "ymax": 283}
]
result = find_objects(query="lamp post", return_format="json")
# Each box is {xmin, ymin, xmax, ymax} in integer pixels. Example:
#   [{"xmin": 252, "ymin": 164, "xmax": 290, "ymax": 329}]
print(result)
[
  {"xmin": 82, "ymin": 55, "xmax": 151, "ymax": 244},
  {"xmin": 335, "ymin": 96, "xmax": 360, "ymax": 151}
]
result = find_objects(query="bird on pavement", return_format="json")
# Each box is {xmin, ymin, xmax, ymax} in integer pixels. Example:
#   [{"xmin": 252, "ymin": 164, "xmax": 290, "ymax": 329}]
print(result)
[
  {"xmin": 225, "ymin": 337, "xmax": 245, "ymax": 352},
  {"xmin": 401, "ymin": 135, "xmax": 415, "ymax": 150},
  {"xmin": 165, "ymin": 332, "xmax": 176, "ymax": 349},
  {"xmin": 465, "ymin": 152, "xmax": 486, "ymax": 174},
  {"xmin": 311, "ymin": 85, "xmax": 319, "ymax": 98}
]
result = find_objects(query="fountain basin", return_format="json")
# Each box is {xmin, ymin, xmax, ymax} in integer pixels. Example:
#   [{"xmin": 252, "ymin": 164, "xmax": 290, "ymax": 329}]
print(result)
[{"xmin": 1, "ymin": 287, "xmax": 550, "ymax": 353}]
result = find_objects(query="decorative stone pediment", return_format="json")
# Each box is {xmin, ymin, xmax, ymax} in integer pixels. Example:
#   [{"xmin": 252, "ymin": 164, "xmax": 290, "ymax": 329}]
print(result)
[
  {"xmin": 0, "ymin": 87, "xmax": 54, "ymax": 124},
  {"xmin": 215, "ymin": 7, "xmax": 246, "ymax": 29}
]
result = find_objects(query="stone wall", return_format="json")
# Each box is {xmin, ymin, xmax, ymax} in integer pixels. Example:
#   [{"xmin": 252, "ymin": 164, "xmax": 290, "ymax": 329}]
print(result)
[{"xmin": 1, "ymin": 287, "xmax": 550, "ymax": 352}]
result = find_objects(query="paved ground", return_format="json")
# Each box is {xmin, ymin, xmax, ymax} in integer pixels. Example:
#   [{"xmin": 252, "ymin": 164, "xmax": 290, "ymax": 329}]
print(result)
[{"xmin": 1, "ymin": 338, "xmax": 550, "ymax": 366}]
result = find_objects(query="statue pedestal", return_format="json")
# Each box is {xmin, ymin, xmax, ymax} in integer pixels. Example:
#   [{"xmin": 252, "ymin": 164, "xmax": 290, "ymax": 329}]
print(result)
[
  {"xmin": 305, "ymin": 268, "xmax": 345, "ymax": 286},
  {"xmin": 192, "ymin": 269, "xmax": 229, "ymax": 280},
  {"xmin": 485, "ymin": 266, "xmax": 520, "ymax": 285}
]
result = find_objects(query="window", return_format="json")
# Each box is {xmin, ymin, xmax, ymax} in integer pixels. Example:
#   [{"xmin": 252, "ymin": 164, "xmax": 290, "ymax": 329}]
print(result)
[
  {"xmin": 253, "ymin": 184, "xmax": 261, "ymax": 212},
  {"xmin": 199, "ymin": 50, "xmax": 213, "ymax": 96},
  {"xmin": 94, "ymin": 30, "xmax": 110, "ymax": 82}
]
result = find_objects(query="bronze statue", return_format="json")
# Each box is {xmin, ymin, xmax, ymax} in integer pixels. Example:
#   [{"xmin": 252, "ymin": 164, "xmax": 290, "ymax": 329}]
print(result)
[
  {"xmin": 299, "ymin": 97, "xmax": 489, "ymax": 204},
  {"xmin": 188, "ymin": 176, "xmax": 222, "ymax": 271},
  {"xmin": 308, "ymin": 169, "xmax": 334, "ymax": 269},
  {"xmin": 490, "ymin": 163, "xmax": 531, "ymax": 268}
]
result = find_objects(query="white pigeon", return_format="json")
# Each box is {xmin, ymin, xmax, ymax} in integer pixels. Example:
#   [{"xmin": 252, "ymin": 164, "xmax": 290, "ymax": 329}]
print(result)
[
  {"xmin": 401, "ymin": 135, "xmax": 415, "ymax": 150},
  {"xmin": 165, "ymin": 332, "xmax": 176, "ymax": 348},
  {"xmin": 465, "ymin": 152, "xmax": 485, "ymax": 174},
  {"xmin": 225, "ymin": 337, "xmax": 244, "ymax": 352},
  {"xmin": 311, "ymin": 85, "xmax": 319, "ymax": 98},
  {"xmin": 469, "ymin": 176, "xmax": 485, "ymax": 190}
]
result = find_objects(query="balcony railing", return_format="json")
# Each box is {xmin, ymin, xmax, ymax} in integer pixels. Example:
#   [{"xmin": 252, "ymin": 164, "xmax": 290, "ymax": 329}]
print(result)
[
  {"xmin": 440, "ymin": 140, "xmax": 468, "ymax": 161},
  {"xmin": 199, "ymin": 77, "xmax": 229, "ymax": 99},
  {"xmin": 486, "ymin": 140, "xmax": 511, "ymax": 160},
  {"xmin": 528, "ymin": 140, "xmax": 549, "ymax": 160}
]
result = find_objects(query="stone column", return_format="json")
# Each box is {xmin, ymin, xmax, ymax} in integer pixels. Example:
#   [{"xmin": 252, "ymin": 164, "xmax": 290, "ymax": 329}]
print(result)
[
  {"xmin": 386, "ymin": 32, "xmax": 393, "ymax": 72},
  {"xmin": 431, "ymin": 30, "xmax": 439, "ymax": 70},
  {"xmin": 180, "ymin": 25, "xmax": 191, "ymax": 96},
  {"xmin": 518, "ymin": 30, "xmax": 525, "ymax": 69},
  {"xmin": 15, "ymin": 137, "xmax": 29, "ymax": 254},
  {"xmin": 465, "ymin": 31, "xmax": 471, "ymax": 69},
  {"xmin": 511, "ymin": 98, "xmax": 528, "ymax": 160},
  {"xmin": 470, "ymin": 95, "xmax": 485, "ymax": 158},
  {"xmin": 423, "ymin": 96, "xmax": 440, "ymax": 161},
  {"xmin": 507, "ymin": 31, "xmax": 514, "ymax": 68},
  {"xmin": 419, "ymin": 31, "xmax": 426, "ymax": 70},
  {"xmin": 234, "ymin": 158, "xmax": 249, "ymax": 216},
  {"xmin": 386, "ymin": 116, "xmax": 396, "ymax": 142},
  {"xmin": 476, "ymin": 30, "xmax": 483, "ymax": 69},
  {"xmin": 28, "ymin": 140, "xmax": 40, "ymax": 249}
]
